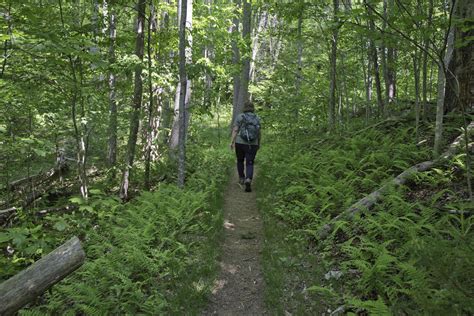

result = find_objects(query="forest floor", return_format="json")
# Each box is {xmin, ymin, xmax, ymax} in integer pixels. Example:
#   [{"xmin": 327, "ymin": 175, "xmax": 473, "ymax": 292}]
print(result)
[{"xmin": 202, "ymin": 169, "xmax": 267, "ymax": 315}]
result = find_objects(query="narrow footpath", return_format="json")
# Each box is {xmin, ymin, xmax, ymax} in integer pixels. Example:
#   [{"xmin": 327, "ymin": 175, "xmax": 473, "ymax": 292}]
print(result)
[{"xmin": 203, "ymin": 170, "xmax": 266, "ymax": 315}]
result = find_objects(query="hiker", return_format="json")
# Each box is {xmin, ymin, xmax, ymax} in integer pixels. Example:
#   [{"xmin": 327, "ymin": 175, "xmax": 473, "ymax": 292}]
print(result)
[{"xmin": 230, "ymin": 101, "xmax": 261, "ymax": 192}]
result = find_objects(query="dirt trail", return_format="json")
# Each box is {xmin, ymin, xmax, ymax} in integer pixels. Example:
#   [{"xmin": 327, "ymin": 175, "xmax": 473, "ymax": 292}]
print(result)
[{"xmin": 203, "ymin": 170, "xmax": 266, "ymax": 315}]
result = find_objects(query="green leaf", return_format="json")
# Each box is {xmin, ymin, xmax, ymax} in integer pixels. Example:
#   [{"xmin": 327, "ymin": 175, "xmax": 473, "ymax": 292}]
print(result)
[
  {"xmin": 79, "ymin": 205, "xmax": 94, "ymax": 213},
  {"xmin": 89, "ymin": 188, "xmax": 103, "ymax": 195},
  {"xmin": 0, "ymin": 232, "xmax": 11, "ymax": 243},
  {"xmin": 53, "ymin": 220, "xmax": 68, "ymax": 232},
  {"xmin": 307, "ymin": 285, "xmax": 337, "ymax": 297},
  {"xmin": 33, "ymin": 148, "xmax": 47, "ymax": 157},
  {"xmin": 70, "ymin": 196, "xmax": 85, "ymax": 205}
]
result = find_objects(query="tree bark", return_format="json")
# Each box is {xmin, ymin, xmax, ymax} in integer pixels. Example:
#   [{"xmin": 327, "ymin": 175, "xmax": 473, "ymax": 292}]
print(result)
[
  {"xmin": 107, "ymin": 3, "xmax": 118, "ymax": 167},
  {"xmin": 119, "ymin": 0, "xmax": 146, "ymax": 200},
  {"xmin": 0, "ymin": 3, "xmax": 12, "ymax": 79},
  {"xmin": 177, "ymin": 0, "xmax": 190, "ymax": 187},
  {"xmin": 444, "ymin": 0, "xmax": 474, "ymax": 114},
  {"xmin": 250, "ymin": 7, "xmax": 267, "ymax": 84},
  {"xmin": 433, "ymin": 28, "xmax": 454, "ymax": 158},
  {"xmin": 328, "ymin": 0, "xmax": 339, "ymax": 128},
  {"xmin": 422, "ymin": 0, "xmax": 434, "ymax": 119},
  {"xmin": 295, "ymin": 7, "xmax": 304, "ymax": 94},
  {"xmin": 365, "ymin": 0, "xmax": 384, "ymax": 117},
  {"xmin": 414, "ymin": 53, "xmax": 421, "ymax": 140},
  {"xmin": 235, "ymin": 0, "xmax": 251, "ymax": 117},
  {"xmin": 169, "ymin": 0, "xmax": 192, "ymax": 152},
  {"xmin": 382, "ymin": 0, "xmax": 396, "ymax": 107},
  {"xmin": 0, "ymin": 236, "xmax": 85, "ymax": 316},
  {"xmin": 144, "ymin": 3, "xmax": 156, "ymax": 190},
  {"xmin": 231, "ymin": 0, "xmax": 241, "ymax": 127}
]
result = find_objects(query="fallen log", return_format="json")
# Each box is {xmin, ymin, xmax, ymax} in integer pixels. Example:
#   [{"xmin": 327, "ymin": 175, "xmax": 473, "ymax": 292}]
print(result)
[
  {"xmin": 8, "ymin": 163, "xmax": 69, "ymax": 193},
  {"xmin": 0, "ymin": 236, "xmax": 85, "ymax": 315},
  {"xmin": 319, "ymin": 122, "xmax": 473, "ymax": 239},
  {"xmin": 0, "ymin": 207, "xmax": 17, "ymax": 218}
]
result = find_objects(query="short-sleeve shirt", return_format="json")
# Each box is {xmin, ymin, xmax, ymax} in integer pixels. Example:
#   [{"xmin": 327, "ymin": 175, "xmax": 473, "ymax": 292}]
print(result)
[{"xmin": 234, "ymin": 112, "xmax": 260, "ymax": 145}]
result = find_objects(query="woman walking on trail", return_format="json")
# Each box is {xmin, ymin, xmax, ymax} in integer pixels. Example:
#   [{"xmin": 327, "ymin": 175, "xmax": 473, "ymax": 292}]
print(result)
[{"xmin": 230, "ymin": 101, "xmax": 261, "ymax": 192}]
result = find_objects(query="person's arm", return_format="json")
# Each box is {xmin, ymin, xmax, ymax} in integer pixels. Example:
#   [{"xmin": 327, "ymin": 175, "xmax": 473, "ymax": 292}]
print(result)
[{"xmin": 230, "ymin": 126, "xmax": 238, "ymax": 150}]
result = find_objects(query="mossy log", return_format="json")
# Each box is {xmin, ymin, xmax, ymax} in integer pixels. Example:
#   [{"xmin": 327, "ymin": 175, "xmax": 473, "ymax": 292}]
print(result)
[
  {"xmin": 0, "ymin": 236, "xmax": 85, "ymax": 315},
  {"xmin": 319, "ymin": 122, "xmax": 473, "ymax": 239}
]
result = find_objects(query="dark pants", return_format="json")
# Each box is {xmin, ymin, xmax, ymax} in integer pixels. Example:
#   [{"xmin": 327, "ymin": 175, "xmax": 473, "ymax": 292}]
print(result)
[{"xmin": 235, "ymin": 143, "xmax": 258, "ymax": 180}]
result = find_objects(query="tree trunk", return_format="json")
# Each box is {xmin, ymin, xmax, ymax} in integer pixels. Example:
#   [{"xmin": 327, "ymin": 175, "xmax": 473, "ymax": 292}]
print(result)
[
  {"xmin": 444, "ymin": 0, "xmax": 474, "ymax": 114},
  {"xmin": 433, "ymin": 28, "xmax": 454, "ymax": 158},
  {"xmin": 444, "ymin": 0, "xmax": 474, "ymax": 200},
  {"xmin": 107, "ymin": 3, "xmax": 118, "ymax": 167},
  {"xmin": 144, "ymin": 3, "xmax": 158, "ymax": 190},
  {"xmin": 177, "ymin": 0, "xmax": 189, "ymax": 187},
  {"xmin": 0, "ymin": 3, "xmax": 12, "ymax": 79},
  {"xmin": 169, "ymin": 0, "xmax": 192, "ymax": 152},
  {"xmin": 328, "ymin": 0, "xmax": 339, "ymax": 128},
  {"xmin": 422, "ymin": 0, "xmax": 434, "ymax": 119},
  {"xmin": 295, "ymin": 7, "xmax": 304, "ymax": 94},
  {"xmin": 59, "ymin": 1, "xmax": 89, "ymax": 200},
  {"xmin": 119, "ymin": 0, "xmax": 146, "ymax": 200},
  {"xmin": 362, "ymin": 35, "xmax": 372, "ymax": 122},
  {"xmin": 250, "ymin": 7, "xmax": 267, "ymax": 84},
  {"xmin": 203, "ymin": 0, "xmax": 213, "ymax": 110},
  {"xmin": 231, "ymin": 0, "xmax": 241, "ymax": 127},
  {"xmin": 0, "ymin": 237, "xmax": 85, "ymax": 316},
  {"xmin": 365, "ymin": 0, "xmax": 384, "ymax": 117},
  {"xmin": 235, "ymin": 0, "xmax": 251, "ymax": 117},
  {"xmin": 414, "ymin": 53, "xmax": 421, "ymax": 140}
]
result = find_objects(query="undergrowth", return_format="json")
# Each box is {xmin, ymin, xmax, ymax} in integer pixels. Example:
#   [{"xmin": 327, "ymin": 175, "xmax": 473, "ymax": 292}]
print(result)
[
  {"xmin": 257, "ymin": 114, "xmax": 473, "ymax": 315},
  {"xmin": 1, "ymin": 131, "xmax": 232, "ymax": 314}
]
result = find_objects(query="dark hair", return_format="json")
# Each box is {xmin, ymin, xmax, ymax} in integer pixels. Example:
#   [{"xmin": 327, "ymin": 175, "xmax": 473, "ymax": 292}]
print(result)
[{"xmin": 243, "ymin": 101, "xmax": 255, "ymax": 112}]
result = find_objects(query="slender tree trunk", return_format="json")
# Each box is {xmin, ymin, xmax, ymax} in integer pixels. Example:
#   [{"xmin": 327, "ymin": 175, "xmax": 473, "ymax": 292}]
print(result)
[
  {"xmin": 295, "ymin": 7, "xmax": 304, "ymax": 94},
  {"xmin": 1, "ymin": 3, "xmax": 12, "ymax": 79},
  {"xmin": 177, "ymin": 0, "xmax": 188, "ymax": 187},
  {"xmin": 360, "ymin": 32, "xmax": 372, "ymax": 122},
  {"xmin": 433, "ymin": 29, "xmax": 454, "ymax": 158},
  {"xmin": 232, "ymin": 0, "xmax": 251, "ymax": 123},
  {"xmin": 250, "ymin": 7, "xmax": 267, "ymax": 83},
  {"xmin": 381, "ymin": 0, "xmax": 388, "ymax": 106},
  {"xmin": 144, "ymin": 3, "xmax": 156, "ymax": 190},
  {"xmin": 372, "ymin": 46, "xmax": 384, "ymax": 116},
  {"xmin": 328, "ymin": 0, "xmax": 339, "ymax": 128},
  {"xmin": 422, "ymin": 0, "xmax": 434, "ymax": 120},
  {"xmin": 385, "ymin": 0, "xmax": 396, "ymax": 106},
  {"xmin": 107, "ymin": 3, "xmax": 117, "ymax": 167},
  {"xmin": 443, "ymin": 0, "xmax": 474, "ymax": 200},
  {"xmin": 59, "ymin": 0, "xmax": 88, "ymax": 200},
  {"xmin": 231, "ymin": 0, "xmax": 241, "ymax": 127},
  {"xmin": 414, "ymin": 53, "xmax": 421, "ymax": 140},
  {"xmin": 119, "ymin": 0, "xmax": 146, "ymax": 200},
  {"xmin": 203, "ymin": 0, "xmax": 213, "ymax": 110},
  {"xmin": 365, "ymin": 0, "xmax": 386, "ymax": 117},
  {"xmin": 169, "ymin": 0, "xmax": 192, "ymax": 151}
]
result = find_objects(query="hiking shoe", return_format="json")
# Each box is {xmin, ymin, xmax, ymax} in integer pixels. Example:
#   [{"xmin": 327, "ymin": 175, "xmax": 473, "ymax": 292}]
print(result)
[
  {"xmin": 239, "ymin": 177, "xmax": 245, "ymax": 185},
  {"xmin": 244, "ymin": 178, "xmax": 252, "ymax": 192}
]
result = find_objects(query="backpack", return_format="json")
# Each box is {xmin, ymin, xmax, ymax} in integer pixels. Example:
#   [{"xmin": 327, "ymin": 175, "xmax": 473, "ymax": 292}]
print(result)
[{"xmin": 239, "ymin": 112, "xmax": 260, "ymax": 142}]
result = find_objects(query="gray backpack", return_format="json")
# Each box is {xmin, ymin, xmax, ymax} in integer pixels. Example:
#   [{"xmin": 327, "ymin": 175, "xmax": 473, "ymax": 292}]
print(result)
[{"xmin": 239, "ymin": 113, "xmax": 260, "ymax": 142}]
